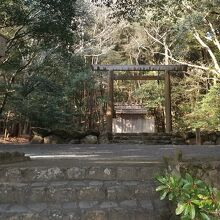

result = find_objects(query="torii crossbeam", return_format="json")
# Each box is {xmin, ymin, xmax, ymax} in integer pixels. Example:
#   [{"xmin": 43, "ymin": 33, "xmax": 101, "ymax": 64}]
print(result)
[{"xmin": 92, "ymin": 64, "xmax": 187, "ymax": 72}]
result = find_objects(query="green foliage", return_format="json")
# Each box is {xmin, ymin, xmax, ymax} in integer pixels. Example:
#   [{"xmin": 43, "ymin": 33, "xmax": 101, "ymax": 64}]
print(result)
[
  {"xmin": 6, "ymin": 54, "xmax": 93, "ymax": 130},
  {"xmin": 1, "ymin": 0, "xmax": 220, "ymax": 134},
  {"xmin": 0, "ymin": 0, "xmax": 29, "ymax": 27},
  {"xmin": 0, "ymin": 0, "xmax": 100, "ymax": 132},
  {"xmin": 92, "ymin": 0, "xmax": 148, "ymax": 21},
  {"xmin": 156, "ymin": 172, "xmax": 220, "ymax": 220},
  {"xmin": 188, "ymin": 85, "xmax": 220, "ymax": 130},
  {"xmin": 134, "ymin": 81, "xmax": 164, "ymax": 108},
  {"xmin": 28, "ymin": 0, "xmax": 80, "ymax": 46}
]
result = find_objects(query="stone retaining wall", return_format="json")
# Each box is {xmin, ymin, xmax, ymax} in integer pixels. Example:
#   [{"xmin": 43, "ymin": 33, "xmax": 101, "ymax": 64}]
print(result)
[
  {"xmin": 184, "ymin": 131, "xmax": 220, "ymax": 145},
  {"xmin": 1, "ymin": 153, "xmax": 219, "ymax": 219},
  {"xmin": 179, "ymin": 161, "xmax": 220, "ymax": 188},
  {"xmin": 0, "ymin": 164, "xmax": 169, "ymax": 220}
]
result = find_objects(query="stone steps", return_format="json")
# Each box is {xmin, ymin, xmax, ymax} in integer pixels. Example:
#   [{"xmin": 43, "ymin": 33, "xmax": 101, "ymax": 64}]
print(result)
[
  {"xmin": 0, "ymin": 205, "xmax": 162, "ymax": 220},
  {"xmin": 0, "ymin": 161, "xmax": 169, "ymax": 220},
  {"xmin": 112, "ymin": 133, "xmax": 185, "ymax": 145},
  {"xmin": 112, "ymin": 136, "xmax": 171, "ymax": 141},
  {"xmin": 113, "ymin": 133, "xmax": 172, "ymax": 137},
  {"xmin": 113, "ymin": 140, "xmax": 172, "ymax": 145}
]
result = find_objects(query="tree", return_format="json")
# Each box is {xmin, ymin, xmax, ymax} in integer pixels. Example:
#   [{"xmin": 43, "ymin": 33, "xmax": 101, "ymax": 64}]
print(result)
[
  {"xmin": 91, "ymin": 0, "xmax": 220, "ymax": 131},
  {"xmin": 0, "ymin": 0, "xmax": 97, "ymax": 135},
  {"xmin": 140, "ymin": 0, "xmax": 220, "ymax": 130}
]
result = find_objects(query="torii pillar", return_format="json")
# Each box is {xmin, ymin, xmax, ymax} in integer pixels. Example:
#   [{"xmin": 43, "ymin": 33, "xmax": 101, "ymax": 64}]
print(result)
[
  {"xmin": 107, "ymin": 71, "xmax": 114, "ymax": 138},
  {"xmin": 164, "ymin": 71, "xmax": 172, "ymax": 133}
]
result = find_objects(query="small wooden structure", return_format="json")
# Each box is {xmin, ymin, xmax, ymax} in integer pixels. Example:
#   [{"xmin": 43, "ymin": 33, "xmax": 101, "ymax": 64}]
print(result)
[
  {"xmin": 92, "ymin": 64, "xmax": 188, "ymax": 134},
  {"xmin": 0, "ymin": 33, "xmax": 7, "ymax": 58},
  {"xmin": 113, "ymin": 104, "xmax": 155, "ymax": 133}
]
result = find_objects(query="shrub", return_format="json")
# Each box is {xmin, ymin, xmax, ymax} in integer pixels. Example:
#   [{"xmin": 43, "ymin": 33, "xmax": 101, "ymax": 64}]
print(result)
[{"xmin": 156, "ymin": 172, "xmax": 220, "ymax": 220}]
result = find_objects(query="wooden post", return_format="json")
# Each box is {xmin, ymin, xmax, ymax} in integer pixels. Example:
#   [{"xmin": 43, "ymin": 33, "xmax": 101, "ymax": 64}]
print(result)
[
  {"xmin": 164, "ymin": 71, "xmax": 172, "ymax": 133},
  {"xmin": 196, "ymin": 128, "xmax": 201, "ymax": 145},
  {"xmin": 107, "ymin": 71, "xmax": 114, "ymax": 137},
  {"xmin": 164, "ymin": 40, "xmax": 172, "ymax": 133}
]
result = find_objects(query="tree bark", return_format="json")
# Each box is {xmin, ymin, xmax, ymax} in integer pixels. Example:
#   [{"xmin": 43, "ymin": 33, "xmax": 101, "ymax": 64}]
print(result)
[{"xmin": 164, "ymin": 39, "xmax": 172, "ymax": 133}]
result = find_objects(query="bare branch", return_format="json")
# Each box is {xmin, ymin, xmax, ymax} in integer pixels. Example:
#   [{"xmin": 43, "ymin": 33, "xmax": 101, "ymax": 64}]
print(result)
[
  {"xmin": 144, "ymin": 28, "xmax": 164, "ymax": 46},
  {"xmin": 193, "ymin": 30, "xmax": 220, "ymax": 74},
  {"xmin": 207, "ymin": 20, "xmax": 220, "ymax": 52},
  {"xmin": 154, "ymin": 51, "xmax": 213, "ymax": 72}
]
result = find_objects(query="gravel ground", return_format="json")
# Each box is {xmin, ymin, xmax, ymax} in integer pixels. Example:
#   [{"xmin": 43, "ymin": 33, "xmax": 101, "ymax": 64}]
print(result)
[{"xmin": 0, "ymin": 144, "xmax": 219, "ymax": 165}]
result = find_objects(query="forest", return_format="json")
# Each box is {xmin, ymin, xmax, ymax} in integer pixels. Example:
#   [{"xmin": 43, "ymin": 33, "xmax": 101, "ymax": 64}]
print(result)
[{"xmin": 0, "ymin": 0, "xmax": 220, "ymax": 136}]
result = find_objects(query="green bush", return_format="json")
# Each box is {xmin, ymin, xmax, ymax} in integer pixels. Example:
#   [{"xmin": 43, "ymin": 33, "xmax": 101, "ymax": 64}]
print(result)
[
  {"xmin": 156, "ymin": 172, "xmax": 220, "ymax": 220},
  {"xmin": 188, "ymin": 85, "xmax": 220, "ymax": 130}
]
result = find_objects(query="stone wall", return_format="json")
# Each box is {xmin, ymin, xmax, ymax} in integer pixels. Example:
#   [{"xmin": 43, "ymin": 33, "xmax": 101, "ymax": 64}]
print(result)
[
  {"xmin": 30, "ymin": 127, "xmax": 103, "ymax": 144},
  {"xmin": 160, "ymin": 159, "xmax": 220, "ymax": 220},
  {"xmin": 184, "ymin": 131, "xmax": 220, "ymax": 145},
  {"xmin": 1, "ymin": 151, "xmax": 219, "ymax": 219},
  {"xmin": 179, "ymin": 161, "xmax": 220, "ymax": 188},
  {"xmin": 0, "ymin": 163, "xmax": 170, "ymax": 220}
]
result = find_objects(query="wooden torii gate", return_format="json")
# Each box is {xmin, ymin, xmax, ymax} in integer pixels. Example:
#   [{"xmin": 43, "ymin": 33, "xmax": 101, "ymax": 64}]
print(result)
[{"xmin": 92, "ymin": 64, "xmax": 188, "ymax": 134}]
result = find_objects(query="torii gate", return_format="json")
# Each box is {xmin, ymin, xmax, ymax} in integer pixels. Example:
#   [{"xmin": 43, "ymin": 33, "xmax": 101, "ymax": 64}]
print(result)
[{"xmin": 92, "ymin": 64, "xmax": 188, "ymax": 134}]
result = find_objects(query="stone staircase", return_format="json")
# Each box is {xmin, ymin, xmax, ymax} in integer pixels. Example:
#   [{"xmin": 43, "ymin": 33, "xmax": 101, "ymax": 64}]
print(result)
[
  {"xmin": 112, "ymin": 133, "xmax": 185, "ymax": 145},
  {"xmin": 0, "ymin": 160, "xmax": 169, "ymax": 220}
]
